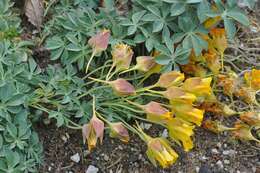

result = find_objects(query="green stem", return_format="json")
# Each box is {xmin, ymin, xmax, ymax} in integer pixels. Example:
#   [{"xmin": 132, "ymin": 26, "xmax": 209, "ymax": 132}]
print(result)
[
  {"xmin": 119, "ymin": 66, "xmax": 138, "ymax": 75},
  {"xmin": 101, "ymin": 102, "xmax": 144, "ymax": 114},
  {"xmin": 83, "ymin": 63, "xmax": 111, "ymax": 80},
  {"xmin": 88, "ymin": 77, "xmax": 110, "ymax": 84},
  {"xmin": 77, "ymin": 85, "xmax": 110, "ymax": 99},
  {"xmin": 85, "ymin": 51, "xmax": 96, "ymax": 74},
  {"xmin": 106, "ymin": 63, "xmax": 115, "ymax": 81}
]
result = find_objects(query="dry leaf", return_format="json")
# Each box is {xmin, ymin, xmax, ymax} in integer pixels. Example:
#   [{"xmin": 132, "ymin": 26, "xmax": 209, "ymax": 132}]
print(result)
[{"xmin": 24, "ymin": 0, "xmax": 44, "ymax": 29}]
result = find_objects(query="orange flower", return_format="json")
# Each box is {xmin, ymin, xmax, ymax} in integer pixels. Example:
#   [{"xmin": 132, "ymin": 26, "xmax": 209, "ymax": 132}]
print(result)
[
  {"xmin": 240, "ymin": 112, "xmax": 260, "ymax": 126},
  {"xmin": 244, "ymin": 69, "xmax": 260, "ymax": 90},
  {"xmin": 111, "ymin": 44, "xmax": 134, "ymax": 71},
  {"xmin": 233, "ymin": 121, "xmax": 259, "ymax": 142},
  {"xmin": 142, "ymin": 101, "xmax": 172, "ymax": 123},
  {"xmin": 209, "ymin": 28, "xmax": 227, "ymax": 56},
  {"xmin": 234, "ymin": 86, "xmax": 256, "ymax": 104},
  {"xmin": 88, "ymin": 29, "xmax": 110, "ymax": 54},
  {"xmin": 167, "ymin": 118, "xmax": 194, "ymax": 151},
  {"xmin": 155, "ymin": 71, "xmax": 185, "ymax": 88},
  {"xmin": 217, "ymin": 74, "xmax": 237, "ymax": 96},
  {"xmin": 110, "ymin": 78, "xmax": 136, "ymax": 96},
  {"xmin": 203, "ymin": 120, "xmax": 236, "ymax": 133},
  {"xmin": 82, "ymin": 115, "xmax": 104, "ymax": 151},
  {"xmin": 109, "ymin": 122, "xmax": 130, "ymax": 143},
  {"xmin": 203, "ymin": 50, "xmax": 221, "ymax": 74}
]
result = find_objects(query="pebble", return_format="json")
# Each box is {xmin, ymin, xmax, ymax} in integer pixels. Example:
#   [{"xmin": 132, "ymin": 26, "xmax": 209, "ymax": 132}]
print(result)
[
  {"xmin": 161, "ymin": 129, "xmax": 168, "ymax": 138},
  {"xmin": 224, "ymin": 159, "xmax": 230, "ymax": 165},
  {"xmin": 216, "ymin": 160, "xmax": 224, "ymax": 169},
  {"xmin": 86, "ymin": 165, "xmax": 99, "ymax": 173},
  {"xmin": 199, "ymin": 164, "xmax": 212, "ymax": 173},
  {"xmin": 103, "ymin": 154, "xmax": 109, "ymax": 161},
  {"xmin": 70, "ymin": 153, "xmax": 80, "ymax": 163},
  {"xmin": 140, "ymin": 123, "xmax": 152, "ymax": 130},
  {"xmin": 118, "ymin": 145, "xmax": 123, "ymax": 150},
  {"xmin": 201, "ymin": 156, "xmax": 208, "ymax": 161},
  {"xmin": 217, "ymin": 142, "xmax": 222, "ymax": 148},
  {"xmin": 196, "ymin": 166, "xmax": 200, "ymax": 173},
  {"xmin": 211, "ymin": 148, "xmax": 219, "ymax": 154}
]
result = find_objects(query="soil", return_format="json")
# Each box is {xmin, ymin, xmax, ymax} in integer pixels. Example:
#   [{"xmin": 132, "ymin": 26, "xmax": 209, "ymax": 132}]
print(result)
[{"xmin": 36, "ymin": 122, "xmax": 260, "ymax": 173}]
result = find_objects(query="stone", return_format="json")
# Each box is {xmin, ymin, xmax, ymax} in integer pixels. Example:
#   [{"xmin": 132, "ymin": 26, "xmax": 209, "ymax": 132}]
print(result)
[
  {"xmin": 224, "ymin": 160, "xmax": 230, "ymax": 165},
  {"xmin": 216, "ymin": 160, "xmax": 224, "ymax": 169},
  {"xmin": 211, "ymin": 148, "xmax": 219, "ymax": 154},
  {"xmin": 86, "ymin": 165, "xmax": 99, "ymax": 173},
  {"xmin": 104, "ymin": 154, "xmax": 109, "ymax": 161},
  {"xmin": 161, "ymin": 129, "xmax": 168, "ymax": 138},
  {"xmin": 70, "ymin": 153, "xmax": 80, "ymax": 163}
]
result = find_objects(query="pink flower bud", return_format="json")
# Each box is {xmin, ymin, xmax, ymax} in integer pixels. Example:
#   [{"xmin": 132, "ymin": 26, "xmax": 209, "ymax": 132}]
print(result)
[
  {"xmin": 88, "ymin": 29, "xmax": 110, "ymax": 54},
  {"xmin": 110, "ymin": 122, "xmax": 130, "ymax": 143},
  {"xmin": 110, "ymin": 78, "xmax": 136, "ymax": 96}
]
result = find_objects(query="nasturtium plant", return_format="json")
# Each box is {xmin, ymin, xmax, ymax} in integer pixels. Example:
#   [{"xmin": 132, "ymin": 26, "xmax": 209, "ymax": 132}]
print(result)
[{"xmin": 1, "ymin": 0, "xmax": 258, "ymax": 171}]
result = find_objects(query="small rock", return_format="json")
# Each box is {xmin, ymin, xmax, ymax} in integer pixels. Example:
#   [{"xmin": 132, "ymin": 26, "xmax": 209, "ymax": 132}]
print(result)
[
  {"xmin": 223, "ymin": 150, "xmax": 230, "ymax": 155},
  {"xmin": 211, "ymin": 148, "xmax": 219, "ymax": 154},
  {"xmin": 199, "ymin": 164, "xmax": 212, "ymax": 173},
  {"xmin": 217, "ymin": 142, "xmax": 221, "ymax": 148},
  {"xmin": 201, "ymin": 156, "xmax": 208, "ymax": 161},
  {"xmin": 140, "ymin": 123, "xmax": 152, "ymax": 130},
  {"xmin": 224, "ymin": 160, "xmax": 230, "ymax": 165},
  {"xmin": 195, "ymin": 166, "xmax": 200, "ymax": 173},
  {"xmin": 216, "ymin": 160, "xmax": 224, "ymax": 169},
  {"xmin": 223, "ymin": 143, "xmax": 227, "ymax": 148},
  {"xmin": 161, "ymin": 129, "xmax": 168, "ymax": 138},
  {"xmin": 118, "ymin": 145, "xmax": 123, "ymax": 150},
  {"xmin": 70, "ymin": 153, "xmax": 80, "ymax": 163},
  {"xmin": 86, "ymin": 165, "xmax": 99, "ymax": 173},
  {"xmin": 61, "ymin": 135, "xmax": 68, "ymax": 142},
  {"xmin": 104, "ymin": 154, "xmax": 109, "ymax": 161},
  {"xmin": 48, "ymin": 166, "xmax": 52, "ymax": 171}
]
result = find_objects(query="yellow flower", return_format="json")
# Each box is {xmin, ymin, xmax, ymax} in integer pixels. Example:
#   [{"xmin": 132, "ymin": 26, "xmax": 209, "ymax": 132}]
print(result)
[
  {"xmin": 109, "ymin": 122, "xmax": 130, "ymax": 143},
  {"xmin": 146, "ymin": 137, "xmax": 178, "ymax": 168},
  {"xmin": 156, "ymin": 71, "xmax": 185, "ymax": 88},
  {"xmin": 82, "ymin": 115, "xmax": 104, "ymax": 151},
  {"xmin": 244, "ymin": 69, "xmax": 260, "ymax": 90},
  {"xmin": 163, "ymin": 87, "xmax": 196, "ymax": 105},
  {"xmin": 111, "ymin": 44, "xmax": 133, "ymax": 71},
  {"xmin": 183, "ymin": 77, "xmax": 212, "ymax": 99},
  {"xmin": 172, "ymin": 104, "xmax": 204, "ymax": 126},
  {"xmin": 167, "ymin": 118, "xmax": 194, "ymax": 151},
  {"xmin": 142, "ymin": 101, "xmax": 172, "ymax": 123}
]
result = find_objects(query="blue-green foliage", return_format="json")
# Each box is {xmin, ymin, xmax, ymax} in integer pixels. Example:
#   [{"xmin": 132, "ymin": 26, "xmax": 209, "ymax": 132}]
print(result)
[{"xmin": 44, "ymin": 0, "xmax": 254, "ymax": 72}]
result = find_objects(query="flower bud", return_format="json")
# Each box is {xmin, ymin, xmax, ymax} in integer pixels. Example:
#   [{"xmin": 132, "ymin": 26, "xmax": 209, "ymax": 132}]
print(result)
[
  {"xmin": 110, "ymin": 78, "xmax": 136, "ymax": 96},
  {"xmin": 142, "ymin": 101, "xmax": 172, "ymax": 123},
  {"xmin": 112, "ymin": 44, "xmax": 133, "ymax": 71},
  {"xmin": 163, "ymin": 87, "xmax": 196, "ymax": 105},
  {"xmin": 135, "ymin": 56, "xmax": 156, "ymax": 72},
  {"xmin": 88, "ymin": 29, "xmax": 110, "ymax": 54},
  {"xmin": 82, "ymin": 115, "xmax": 104, "ymax": 151},
  {"xmin": 156, "ymin": 71, "xmax": 185, "ymax": 88},
  {"xmin": 109, "ymin": 122, "xmax": 130, "ymax": 143}
]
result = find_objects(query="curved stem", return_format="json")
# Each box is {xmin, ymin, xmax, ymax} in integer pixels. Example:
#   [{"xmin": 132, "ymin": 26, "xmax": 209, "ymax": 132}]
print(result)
[
  {"xmin": 77, "ymin": 85, "xmax": 110, "ymax": 99},
  {"xmin": 119, "ymin": 66, "xmax": 137, "ymax": 75},
  {"xmin": 83, "ymin": 63, "xmax": 111, "ymax": 80},
  {"xmin": 106, "ymin": 63, "xmax": 115, "ymax": 81},
  {"xmin": 85, "ymin": 51, "xmax": 96, "ymax": 74},
  {"xmin": 88, "ymin": 77, "xmax": 110, "ymax": 84}
]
